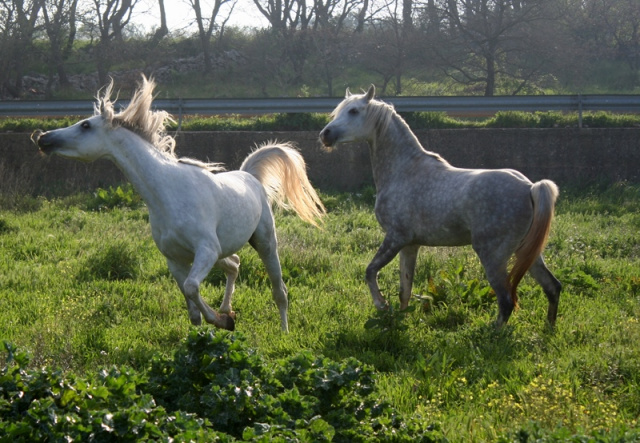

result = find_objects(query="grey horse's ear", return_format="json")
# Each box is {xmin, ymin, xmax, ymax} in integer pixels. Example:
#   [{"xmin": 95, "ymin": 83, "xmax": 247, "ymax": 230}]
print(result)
[
  {"xmin": 365, "ymin": 84, "xmax": 375, "ymax": 102},
  {"xmin": 345, "ymin": 88, "xmax": 351, "ymax": 98}
]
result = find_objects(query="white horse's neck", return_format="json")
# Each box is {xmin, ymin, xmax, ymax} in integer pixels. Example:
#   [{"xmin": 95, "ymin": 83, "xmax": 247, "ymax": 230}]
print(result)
[{"xmin": 103, "ymin": 128, "xmax": 180, "ymax": 212}]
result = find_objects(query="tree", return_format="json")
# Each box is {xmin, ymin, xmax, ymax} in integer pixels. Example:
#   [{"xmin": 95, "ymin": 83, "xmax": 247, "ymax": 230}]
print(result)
[
  {"xmin": 358, "ymin": 0, "xmax": 415, "ymax": 94},
  {"xmin": 310, "ymin": 0, "xmax": 361, "ymax": 95},
  {"xmin": 0, "ymin": 0, "xmax": 44, "ymax": 97},
  {"xmin": 41, "ymin": 0, "xmax": 79, "ymax": 97},
  {"xmin": 148, "ymin": 0, "xmax": 168, "ymax": 47},
  {"xmin": 430, "ymin": 0, "xmax": 559, "ymax": 96},
  {"xmin": 87, "ymin": 0, "xmax": 139, "ymax": 86},
  {"xmin": 187, "ymin": 0, "xmax": 236, "ymax": 73}
]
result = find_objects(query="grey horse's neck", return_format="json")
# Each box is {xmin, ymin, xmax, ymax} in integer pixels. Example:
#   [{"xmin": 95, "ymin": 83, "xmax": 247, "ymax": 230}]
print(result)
[{"xmin": 369, "ymin": 112, "xmax": 445, "ymax": 190}]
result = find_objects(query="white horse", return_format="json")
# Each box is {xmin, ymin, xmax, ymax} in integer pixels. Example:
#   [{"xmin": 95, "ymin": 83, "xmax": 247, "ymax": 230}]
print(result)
[
  {"xmin": 33, "ymin": 76, "xmax": 325, "ymax": 332},
  {"xmin": 320, "ymin": 85, "xmax": 561, "ymax": 327}
]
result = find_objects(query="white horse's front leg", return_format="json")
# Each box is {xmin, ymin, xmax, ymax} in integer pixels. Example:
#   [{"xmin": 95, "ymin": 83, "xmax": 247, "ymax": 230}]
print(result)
[
  {"xmin": 183, "ymin": 247, "xmax": 235, "ymax": 331},
  {"xmin": 216, "ymin": 254, "xmax": 240, "ymax": 317},
  {"xmin": 167, "ymin": 259, "xmax": 202, "ymax": 325}
]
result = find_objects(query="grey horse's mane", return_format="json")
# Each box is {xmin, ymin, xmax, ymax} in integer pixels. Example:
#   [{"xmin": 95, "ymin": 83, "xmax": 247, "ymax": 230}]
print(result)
[
  {"xmin": 331, "ymin": 93, "xmax": 395, "ymax": 137},
  {"xmin": 336, "ymin": 91, "xmax": 445, "ymax": 162},
  {"xmin": 96, "ymin": 76, "xmax": 224, "ymax": 172}
]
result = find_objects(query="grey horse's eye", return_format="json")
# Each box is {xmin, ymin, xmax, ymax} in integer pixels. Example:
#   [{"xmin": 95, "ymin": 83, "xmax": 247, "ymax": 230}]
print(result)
[
  {"xmin": 348, "ymin": 108, "xmax": 359, "ymax": 116},
  {"xmin": 81, "ymin": 120, "xmax": 91, "ymax": 129}
]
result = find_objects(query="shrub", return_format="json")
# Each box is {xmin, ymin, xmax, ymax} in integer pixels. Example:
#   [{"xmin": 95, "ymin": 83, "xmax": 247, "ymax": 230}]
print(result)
[
  {"xmin": 86, "ymin": 184, "xmax": 143, "ymax": 211},
  {"xmin": 0, "ymin": 334, "xmax": 444, "ymax": 442}
]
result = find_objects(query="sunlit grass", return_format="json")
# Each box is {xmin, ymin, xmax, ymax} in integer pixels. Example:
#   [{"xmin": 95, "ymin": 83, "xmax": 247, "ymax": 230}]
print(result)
[{"xmin": 1, "ymin": 184, "xmax": 639, "ymax": 439}]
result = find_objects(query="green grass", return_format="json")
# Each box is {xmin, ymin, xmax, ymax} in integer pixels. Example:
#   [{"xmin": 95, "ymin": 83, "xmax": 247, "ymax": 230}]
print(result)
[{"xmin": 1, "ymin": 184, "xmax": 639, "ymax": 440}]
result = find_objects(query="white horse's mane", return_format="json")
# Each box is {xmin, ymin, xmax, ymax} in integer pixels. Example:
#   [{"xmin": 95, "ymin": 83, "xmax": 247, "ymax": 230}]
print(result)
[{"xmin": 95, "ymin": 76, "xmax": 224, "ymax": 172}]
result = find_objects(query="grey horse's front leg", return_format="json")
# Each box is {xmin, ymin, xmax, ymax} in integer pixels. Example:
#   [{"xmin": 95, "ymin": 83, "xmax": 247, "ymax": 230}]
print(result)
[
  {"xmin": 399, "ymin": 245, "xmax": 420, "ymax": 310},
  {"xmin": 366, "ymin": 235, "xmax": 405, "ymax": 310}
]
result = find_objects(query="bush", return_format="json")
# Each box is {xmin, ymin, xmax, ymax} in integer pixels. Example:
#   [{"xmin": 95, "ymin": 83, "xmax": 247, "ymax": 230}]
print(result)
[
  {"xmin": 86, "ymin": 184, "xmax": 143, "ymax": 211},
  {"xmin": 1, "ymin": 333, "xmax": 444, "ymax": 442}
]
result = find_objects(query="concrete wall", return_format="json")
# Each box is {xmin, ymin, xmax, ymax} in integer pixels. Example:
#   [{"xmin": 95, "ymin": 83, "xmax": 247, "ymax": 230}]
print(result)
[{"xmin": 2, "ymin": 128, "xmax": 639, "ymax": 196}]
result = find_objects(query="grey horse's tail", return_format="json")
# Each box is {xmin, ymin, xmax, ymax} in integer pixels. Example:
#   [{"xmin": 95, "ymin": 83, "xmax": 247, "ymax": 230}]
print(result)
[
  {"xmin": 240, "ymin": 141, "xmax": 326, "ymax": 226},
  {"xmin": 508, "ymin": 179, "xmax": 559, "ymax": 307}
]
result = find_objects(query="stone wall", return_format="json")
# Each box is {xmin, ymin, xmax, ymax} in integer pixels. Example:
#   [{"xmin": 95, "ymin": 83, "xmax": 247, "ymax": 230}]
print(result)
[{"xmin": 2, "ymin": 128, "xmax": 639, "ymax": 196}]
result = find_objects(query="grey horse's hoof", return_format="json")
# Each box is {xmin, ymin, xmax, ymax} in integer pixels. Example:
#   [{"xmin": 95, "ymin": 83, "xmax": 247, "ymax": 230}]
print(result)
[{"xmin": 219, "ymin": 313, "xmax": 235, "ymax": 331}]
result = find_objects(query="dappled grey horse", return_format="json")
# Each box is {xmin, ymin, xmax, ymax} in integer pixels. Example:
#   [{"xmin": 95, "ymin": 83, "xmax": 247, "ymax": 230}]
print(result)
[{"xmin": 320, "ymin": 85, "xmax": 561, "ymax": 327}]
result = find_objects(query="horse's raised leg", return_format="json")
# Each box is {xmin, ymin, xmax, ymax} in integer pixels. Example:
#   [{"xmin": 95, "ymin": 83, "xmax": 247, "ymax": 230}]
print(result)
[
  {"xmin": 167, "ymin": 259, "xmax": 202, "ymax": 325},
  {"xmin": 216, "ymin": 254, "xmax": 240, "ymax": 317},
  {"xmin": 250, "ymin": 224, "xmax": 289, "ymax": 332},
  {"xmin": 528, "ymin": 255, "xmax": 562, "ymax": 327},
  {"xmin": 366, "ymin": 234, "xmax": 405, "ymax": 310},
  {"xmin": 180, "ymin": 247, "xmax": 235, "ymax": 331},
  {"xmin": 399, "ymin": 245, "xmax": 420, "ymax": 310}
]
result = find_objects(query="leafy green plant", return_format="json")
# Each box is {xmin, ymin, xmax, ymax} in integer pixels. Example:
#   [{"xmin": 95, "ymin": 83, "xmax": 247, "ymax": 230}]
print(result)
[
  {"xmin": 144, "ymin": 329, "xmax": 441, "ymax": 441},
  {"xmin": 86, "ymin": 184, "xmax": 143, "ymax": 211},
  {"xmin": 0, "ymin": 332, "xmax": 445, "ymax": 442}
]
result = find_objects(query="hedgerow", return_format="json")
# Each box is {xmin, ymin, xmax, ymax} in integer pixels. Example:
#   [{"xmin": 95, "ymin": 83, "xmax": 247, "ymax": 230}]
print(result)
[{"xmin": 3, "ymin": 110, "xmax": 640, "ymax": 132}]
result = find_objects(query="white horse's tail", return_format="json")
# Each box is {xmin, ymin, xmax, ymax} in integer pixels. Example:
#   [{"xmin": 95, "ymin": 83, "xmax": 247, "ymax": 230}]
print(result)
[
  {"xmin": 240, "ymin": 141, "xmax": 326, "ymax": 226},
  {"xmin": 508, "ymin": 179, "xmax": 559, "ymax": 307}
]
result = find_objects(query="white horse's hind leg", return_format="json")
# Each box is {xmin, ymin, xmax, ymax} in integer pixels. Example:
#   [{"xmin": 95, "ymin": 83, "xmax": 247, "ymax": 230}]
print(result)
[
  {"xmin": 399, "ymin": 245, "xmax": 420, "ymax": 310},
  {"xmin": 250, "ymin": 222, "xmax": 289, "ymax": 332},
  {"xmin": 216, "ymin": 254, "xmax": 240, "ymax": 316}
]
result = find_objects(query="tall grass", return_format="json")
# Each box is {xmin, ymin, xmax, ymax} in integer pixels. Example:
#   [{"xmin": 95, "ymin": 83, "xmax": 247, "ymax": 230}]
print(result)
[{"xmin": 1, "ymin": 184, "xmax": 639, "ymax": 440}]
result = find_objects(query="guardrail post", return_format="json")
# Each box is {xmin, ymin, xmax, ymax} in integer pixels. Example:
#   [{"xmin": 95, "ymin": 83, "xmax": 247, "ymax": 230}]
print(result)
[{"xmin": 578, "ymin": 94, "xmax": 583, "ymax": 128}]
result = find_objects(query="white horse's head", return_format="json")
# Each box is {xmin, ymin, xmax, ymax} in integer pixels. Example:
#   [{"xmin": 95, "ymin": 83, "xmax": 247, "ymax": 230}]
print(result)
[
  {"xmin": 320, "ymin": 84, "xmax": 383, "ymax": 148},
  {"xmin": 33, "ymin": 76, "xmax": 176, "ymax": 162},
  {"xmin": 33, "ymin": 114, "xmax": 114, "ymax": 162}
]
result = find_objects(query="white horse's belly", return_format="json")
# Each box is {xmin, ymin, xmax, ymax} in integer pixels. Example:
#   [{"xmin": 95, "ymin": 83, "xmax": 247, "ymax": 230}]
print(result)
[{"xmin": 148, "ymin": 172, "xmax": 264, "ymax": 263}]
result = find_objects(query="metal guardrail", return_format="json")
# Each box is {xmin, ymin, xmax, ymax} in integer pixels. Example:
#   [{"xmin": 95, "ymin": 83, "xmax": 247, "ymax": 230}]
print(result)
[{"xmin": 1, "ymin": 95, "xmax": 639, "ymax": 119}]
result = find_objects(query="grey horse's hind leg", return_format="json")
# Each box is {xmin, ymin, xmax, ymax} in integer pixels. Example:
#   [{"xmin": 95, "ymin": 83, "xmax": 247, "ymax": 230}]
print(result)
[
  {"xmin": 399, "ymin": 245, "xmax": 420, "ymax": 310},
  {"xmin": 528, "ymin": 255, "xmax": 562, "ymax": 327}
]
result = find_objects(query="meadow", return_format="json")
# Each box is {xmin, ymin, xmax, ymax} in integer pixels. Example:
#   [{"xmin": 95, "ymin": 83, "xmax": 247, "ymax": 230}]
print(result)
[{"xmin": 1, "ymin": 182, "xmax": 639, "ymax": 441}]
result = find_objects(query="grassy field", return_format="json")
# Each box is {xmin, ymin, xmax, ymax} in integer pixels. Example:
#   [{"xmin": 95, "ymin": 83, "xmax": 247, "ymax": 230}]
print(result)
[{"xmin": 1, "ymin": 183, "xmax": 639, "ymax": 440}]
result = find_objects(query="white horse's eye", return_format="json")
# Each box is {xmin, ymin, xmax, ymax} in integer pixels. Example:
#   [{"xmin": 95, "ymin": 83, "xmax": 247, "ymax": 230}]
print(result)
[
  {"xmin": 348, "ymin": 108, "xmax": 359, "ymax": 116},
  {"xmin": 81, "ymin": 120, "xmax": 91, "ymax": 129}
]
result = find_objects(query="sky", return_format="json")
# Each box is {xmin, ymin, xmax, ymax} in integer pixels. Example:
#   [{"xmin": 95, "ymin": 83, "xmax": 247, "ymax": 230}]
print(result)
[{"xmin": 134, "ymin": 0, "xmax": 268, "ymax": 33}]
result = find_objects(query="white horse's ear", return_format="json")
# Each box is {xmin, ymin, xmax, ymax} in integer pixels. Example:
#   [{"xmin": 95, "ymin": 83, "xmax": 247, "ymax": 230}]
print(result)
[
  {"xmin": 365, "ymin": 84, "xmax": 375, "ymax": 102},
  {"xmin": 345, "ymin": 88, "xmax": 351, "ymax": 98}
]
